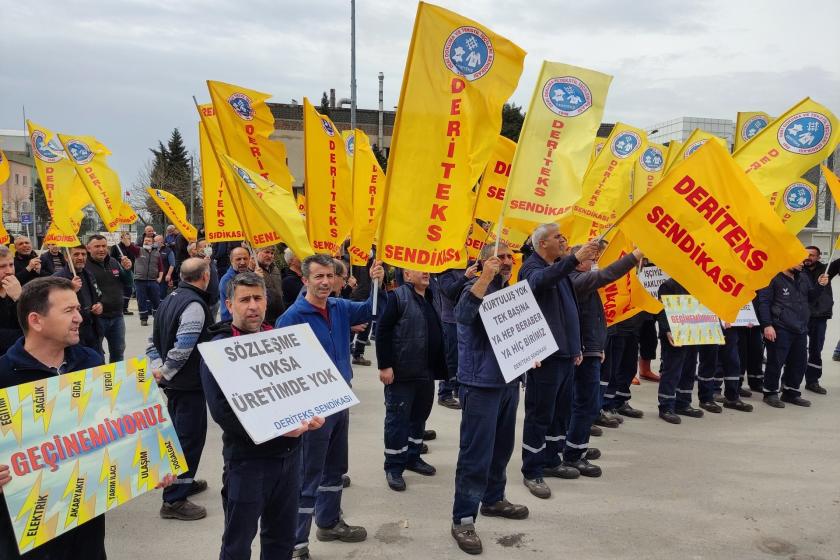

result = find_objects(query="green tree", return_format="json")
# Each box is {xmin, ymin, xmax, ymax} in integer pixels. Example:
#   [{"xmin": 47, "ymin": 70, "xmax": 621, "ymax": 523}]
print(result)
[
  {"xmin": 143, "ymin": 129, "xmax": 200, "ymax": 231},
  {"xmin": 501, "ymin": 102, "xmax": 525, "ymax": 142}
]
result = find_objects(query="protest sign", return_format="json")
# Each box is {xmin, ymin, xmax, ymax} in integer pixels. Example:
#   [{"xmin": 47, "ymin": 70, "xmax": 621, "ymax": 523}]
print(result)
[
  {"xmin": 479, "ymin": 280, "xmax": 559, "ymax": 382},
  {"xmin": 661, "ymin": 295, "xmax": 724, "ymax": 346},
  {"xmin": 0, "ymin": 358, "xmax": 185, "ymax": 555},
  {"xmin": 640, "ymin": 265, "xmax": 669, "ymax": 298},
  {"xmin": 732, "ymin": 302, "xmax": 759, "ymax": 327},
  {"xmin": 197, "ymin": 324, "xmax": 359, "ymax": 443}
]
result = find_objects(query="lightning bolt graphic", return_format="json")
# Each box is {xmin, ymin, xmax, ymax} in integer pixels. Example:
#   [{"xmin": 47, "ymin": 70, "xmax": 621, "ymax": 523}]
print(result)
[
  {"xmin": 130, "ymin": 357, "xmax": 154, "ymax": 403},
  {"xmin": 0, "ymin": 388, "xmax": 23, "ymax": 445},
  {"xmin": 67, "ymin": 370, "xmax": 93, "ymax": 423},
  {"xmin": 16, "ymin": 470, "xmax": 47, "ymax": 552}
]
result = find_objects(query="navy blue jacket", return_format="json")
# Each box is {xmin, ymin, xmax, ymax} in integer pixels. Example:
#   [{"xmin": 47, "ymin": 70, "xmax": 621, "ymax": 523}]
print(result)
[
  {"xmin": 433, "ymin": 268, "xmax": 469, "ymax": 324},
  {"xmin": 518, "ymin": 251, "xmax": 581, "ymax": 360},
  {"xmin": 455, "ymin": 276, "xmax": 518, "ymax": 388},
  {"xmin": 0, "ymin": 339, "xmax": 105, "ymax": 560},
  {"xmin": 757, "ymin": 271, "xmax": 822, "ymax": 334}
]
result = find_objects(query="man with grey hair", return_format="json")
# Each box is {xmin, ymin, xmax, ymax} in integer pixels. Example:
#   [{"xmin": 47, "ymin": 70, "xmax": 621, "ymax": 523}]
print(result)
[
  {"xmin": 147, "ymin": 257, "xmax": 215, "ymax": 521},
  {"xmin": 277, "ymin": 254, "xmax": 385, "ymax": 559},
  {"xmin": 519, "ymin": 223, "xmax": 599, "ymax": 499},
  {"xmin": 0, "ymin": 245, "xmax": 23, "ymax": 354},
  {"xmin": 13, "ymin": 236, "xmax": 48, "ymax": 285},
  {"xmin": 450, "ymin": 242, "xmax": 530, "ymax": 554},
  {"xmin": 282, "ymin": 247, "xmax": 305, "ymax": 307}
]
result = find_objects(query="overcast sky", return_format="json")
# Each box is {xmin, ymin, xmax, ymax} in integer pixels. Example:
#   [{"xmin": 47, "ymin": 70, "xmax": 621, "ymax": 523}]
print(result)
[{"xmin": 2, "ymin": 0, "xmax": 838, "ymax": 190}]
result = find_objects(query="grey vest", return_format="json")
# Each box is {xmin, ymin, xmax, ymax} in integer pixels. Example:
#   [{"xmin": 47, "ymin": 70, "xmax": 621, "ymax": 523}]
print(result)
[{"xmin": 134, "ymin": 246, "xmax": 161, "ymax": 281}]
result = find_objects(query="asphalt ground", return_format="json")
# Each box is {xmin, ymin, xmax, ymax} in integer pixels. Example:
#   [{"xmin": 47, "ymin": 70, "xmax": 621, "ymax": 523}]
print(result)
[{"xmin": 106, "ymin": 304, "xmax": 840, "ymax": 560}]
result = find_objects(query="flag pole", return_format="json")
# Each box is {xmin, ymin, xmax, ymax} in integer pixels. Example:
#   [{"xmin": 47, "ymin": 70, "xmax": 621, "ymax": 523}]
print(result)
[{"xmin": 64, "ymin": 246, "xmax": 76, "ymax": 277}]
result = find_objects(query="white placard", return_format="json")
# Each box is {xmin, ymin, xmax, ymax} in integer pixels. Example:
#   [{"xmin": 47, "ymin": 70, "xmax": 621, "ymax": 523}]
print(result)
[
  {"xmin": 479, "ymin": 280, "xmax": 559, "ymax": 383},
  {"xmin": 198, "ymin": 323, "xmax": 359, "ymax": 443},
  {"xmin": 640, "ymin": 266, "xmax": 670, "ymax": 299},
  {"xmin": 732, "ymin": 302, "xmax": 759, "ymax": 327}
]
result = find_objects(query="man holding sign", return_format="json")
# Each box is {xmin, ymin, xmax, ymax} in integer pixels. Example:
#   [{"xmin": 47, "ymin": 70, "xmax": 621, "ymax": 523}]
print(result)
[
  {"xmin": 450, "ymin": 243, "xmax": 530, "ymax": 555},
  {"xmin": 200, "ymin": 272, "xmax": 324, "ymax": 559},
  {"xmin": 276, "ymin": 254, "xmax": 385, "ymax": 558}
]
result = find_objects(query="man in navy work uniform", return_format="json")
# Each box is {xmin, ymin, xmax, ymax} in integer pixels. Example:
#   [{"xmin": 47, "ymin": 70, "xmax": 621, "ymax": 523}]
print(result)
[
  {"xmin": 450, "ymin": 243, "xmax": 530, "ymax": 555},
  {"xmin": 276, "ymin": 254, "xmax": 385, "ymax": 560},
  {"xmin": 758, "ymin": 261, "xmax": 828, "ymax": 408},
  {"xmin": 518, "ymin": 223, "xmax": 599, "ymax": 499},
  {"xmin": 376, "ymin": 268, "xmax": 445, "ymax": 491},
  {"xmin": 148, "ymin": 257, "xmax": 215, "ymax": 521},
  {"xmin": 565, "ymin": 243, "xmax": 642, "ymax": 477},
  {"xmin": 0, "ymin": 277, "xmax": 174, "ymax": 559},
  {"xmin": 201, "ymin": 271, "xmax": 324, "ymax": 559}
]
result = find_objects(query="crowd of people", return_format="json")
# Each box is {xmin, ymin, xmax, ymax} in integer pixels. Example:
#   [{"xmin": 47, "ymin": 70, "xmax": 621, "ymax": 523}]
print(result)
[{"xmin": 0, "ymin": 221, "xmax": 836, "ymax": 559}]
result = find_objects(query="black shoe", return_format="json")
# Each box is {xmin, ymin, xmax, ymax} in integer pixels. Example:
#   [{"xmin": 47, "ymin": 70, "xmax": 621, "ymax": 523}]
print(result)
[
  {"xmin": 659, "ymin": 410, "xmax": 682, "ymax": 424},
  {"xmin": 352, "ymin": 356, "xmax": 371, "ymax": 366},
  {"xmin": 833, "ymin": 354, "xmax": 840, "ymax": 362},
  {"xmin": 523, "ymin": 477, "xmax": 551, "ymax": 499},
  {"xmin": 159, "ymin": 499, "xmax": 207, "ymax": 520},
  {"xmin": 291, "ymin": 547, "xmax": 311, "ymax": 559},
  {"xmin": 542, "ymin": 464, "xmax": 580, "ymax": 479},
  {"xmin": 614, "ymin": 402, "xmax": 644, "ymax": 419},
  {"xmin": 438, "ymin": 396, "xmax": 461, "ymax": 410},
  {"xmin": 315, "ymin": 519, "xmax": 367, "ymax": 543},
  {"xmin": 590, "ymin": 424, "xmax": 603, "ymax": 437},
  {"xmin": 763, "ymin": 394, "xmax": 785, "ymax": 408},
  {"xmin": 699, "ymin": 401, "xmax": 722, "ymax": 414},
  {"xmin": 123, "ymin": 310, "xmax": 134, "ymax": 316},
  {"xmin": 406, "ymin": 458, "xmax": 436, "ymax": 476},
  {"xmin": 585, "ymin": 448, "xmax": 601, "ymax": 461},
  {"xmin": 420, "ymin": 442, "xmax": 429, "ymax": 455},
  {"xmin": 712, "ymin": 393, "xmax": 725, "ymax": 403},
  {"xmin": 594, "ymin": 411, "xmax": 620, "ymax": 428},
  {"xmin": 386, "ymin": 472, "xmax": 406, "ymax": 491},
  {"xmin": 451, "ymin": 522, "xmax": 482, "ymax": 555},
  {"xmin": 423, "ymin": 429, "xmax": 437, "ymax": 441},
  {"xmin": 723, "ymin": 399, "xmax": 753, "ymax": 412},
  {"xmin": 805, "ymin": 382, "xmax": 827, "ymax": 395},
  {"xmin": 561, "ymin": 458, "xmax": 602, "ymax": 478},
  {"xmin": 140, "ymin": 319, "xmax": 148, "ymax": 326},
  {"xmin": 342, "ymin": 474, "xmax": 351, "ymax": 488},
  {"xmin": 676, "ymin": 406, "xmax": 704, "ymax": 418},
  {"xmin": 187, "ymin": 479, "xmax": 208, "ymax": 496},
  {"xmin": 780, "ymin": 394, "xmax": 811, "ymax": 407},
  {"xmin": 739, "ymin": 387, "xmax": 753, "ymax": 398},
  {"xmin": 480, "ymin": 499, "xmax": 529, "ymax": 520}
]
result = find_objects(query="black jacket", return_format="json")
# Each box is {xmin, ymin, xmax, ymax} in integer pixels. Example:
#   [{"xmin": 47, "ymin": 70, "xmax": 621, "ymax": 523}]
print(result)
[
  {"xmin": 154, "ymin": 282, "xmax": 214, "ymax": 391},
  {"xmin": 757, "ymin": 271, "xmax": 822, "ymax": 334},
  {"xmin": 0, "ymin": 294, "xmax": 21, "ymax": 355},
  {"xmin": 86, "ymin": 255, "xmax": 130, "ymax": 318},
  {"xmin": 0, "ymin": 339, "xmax": 105, "ymax": 560},
  {"xmin": 434, "ymin": 268, "xmax": 470, "ymax": 324},
  {"xmin": 40, "ymin": 250, "xmax": 68, "ymax": 275},
  {"xmin": 56, "ymin": 267, "xmax": 102, "ymax": 352},
  {"xmin": 376, "ymin": 283, "xmax": 446, "ymax": 382},
  {"xmin": 569, "ymin": 253, "xmax": 639, "ymax": 356},
  {"xmin": 200, "ymin": 321, "xmax": 300, "ymax": 460},
  {"xmin": 14, "ymin": 252, "xmax": 49, "ymax": 285},
  {"xmin": 803, "ymin": 261, "xmax": 834, "ymax": 320}
]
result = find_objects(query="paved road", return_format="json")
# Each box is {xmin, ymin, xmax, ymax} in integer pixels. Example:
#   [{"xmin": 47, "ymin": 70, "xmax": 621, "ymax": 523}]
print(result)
[{"xmin": 106, "ymin": 306, "xmax": 840, "ymax": 560}]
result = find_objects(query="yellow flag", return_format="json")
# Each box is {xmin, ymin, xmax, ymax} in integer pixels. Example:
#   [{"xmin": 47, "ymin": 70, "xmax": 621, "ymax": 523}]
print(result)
[
  {"xmin": 346, "ymin": 130, "xmax": 386, "ymax": 266},
  {"xmin": 766, "ymin": 180, "xmax": 817, "ymax": 235},
  {"xmin": 633, "ymin": 142, "xmax": 667, "ymax": 195},
  {"xmin": 196, "ymin": 103, "xmax": 278, "ymax": 247},
  {"xmin": 303, "ymin": 98, "xmax": 352, "ymax": 254},
  {"xmin": 821, "ymin": 164, "xmax": 840, "ymax": 249},
  {"xmin": 57, "ymin": 133, "xmax": 123, "ymax": 231},
  {"xmin": 207, "ymin": 80, "xmax": 294, "ymax": 190},
  {"xmin": 734, "ymin": 111, "xmax": 773, "ymax": 150},
  {"xmin": 734, "ymin": 98, "xmax": 839, "ymax": 196},
  {"xmin": 377, "ymin": 2, "xmax": 526, "ymax": 272},
  {"xmin": 296, "ymin": 193, "xmax": 306, "ymax": 216},
  {"xmin": 0, "ymin": 192, "xmax": 10, "ymax": 244},
  {"xmin": 662, "ymin": 140, "xmax": 683, "ymax": 174},
  {"xmin": 573, "ymin": 123, "xmax": 648, "ymax": 230},
  {"xmin": 503, "ymin": 61, "xmax": 612, "ymax": 223},
  {"xmin": 198, "ymin": 105, "xmax": 244, "ymax": 242},
  {"xmin": 147, "ymin": 188, "xmax": 198, "ymax": 241},
  {"xmin": 0, "ymin": 148, "xmax": 9, "ymax": 184},
  {"xmin": 587, "ymin": 137, "xmax": 607, "ymax": 169},
  {"xmin": 118, "ymin": 202, "xmax": 137, "ymax": 225},
  {"xmin": 473, "ymin": 136, "xmax": 516, "ymax": 224},
  {"xmin": 222, "ymin": 155, "xmax": 313, "ymax": 257},
  {"xmin": 598, "ymin": 230, "xmax": 662, "ymax": 326},
  {"xmin": 465, "ymin": 220, "xmax": 529, "ymax": 259},
  {"xmin": 27, "ymin": 121, "xmax": 89, "ymax": 244},
  {"xmin": 674, "ymin": 129, "xmax": 728, "ymax": 161},
  {"xmin": 615, "ymin": 139, "xmax": 806, "ymax": 322}
]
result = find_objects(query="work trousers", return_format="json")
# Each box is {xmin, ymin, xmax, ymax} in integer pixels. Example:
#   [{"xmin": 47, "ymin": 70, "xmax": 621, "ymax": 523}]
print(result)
[
  {"xmin": 563, "ymin": 356, "xmax": 601, "ymax": 462},
  {"xmin": 806, "ymin": 318, "xmax": 827, "ymax": 384},
  {"xmin": 602, "ymin": 333, "xmax": 639, "ymax": 411},
  {"xmin": 383, "ymin": 379, "xmax": 434, "ymax": 474},
  {"xmin": 438, "ymin": 321, "xmax": 460, "ymax": 399},
  {"xmin": 135, "ymin": 279, "xmax": 161, "ymax": 321},
  {"xmin": 737, "ymin": 326, "xmax": 764, "ymax": 390},
  {"xmin": 163, "ymin": 389, "xmax": 208, "ymax": 504},
  {"xmin": 657, "ymin": 341, "xmax": 697, "ymax": 413},
  {"xmin": 763, "ymin": 327, "xmax": 807, "ymax": 398}
]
